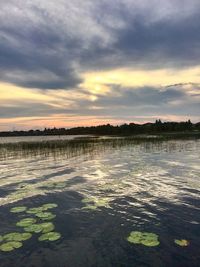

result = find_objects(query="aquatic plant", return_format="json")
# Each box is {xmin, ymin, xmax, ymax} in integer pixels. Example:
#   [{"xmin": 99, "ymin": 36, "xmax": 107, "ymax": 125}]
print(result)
[
  {"xmin": 99, "ymin": 182, "xmax": 128, "ymax": 193},
  {"xmin": 24, "ymin": 224, "xmax": 43, "ymax": 233},
  {"xmin": 42, "ymin": 203, "xmax": 58, "ymax": 210},
  {"xmin": 81, "ymin": 198, "xmax": 95, "ymax": 204},
  {"xmin": 26, "ymin": 203, "xmax": 58, "ymax": 214},
  {"xmin": 0, "ymin": 203, "xmax": 59, "ymax": 252},
  {"xmin": 26, "ymin": 207, "xmax": 45, "ymax": 214},
  {"xmin": 38, "ymin": 232, "xmax": 61, "ymax": 242},
  {"xmin": 95, "ymin": 198, "xmax": 111, "ymax": 208},
  {"xmin": 82, "ymin": 205, "xmax": 98, "ymax": 210},
  {"xmin": 35, "ymin": 212, "xmax": 56, "ymax": 220},
  {"xmin": 127, "ymin": 231, "xmax": 160, "ymax": 247},
  {"xmin": 16, "ymin": 218, "xmax": 37, "ymax": 227},
  {"xmin": 10, "ymin": 206, "xmax": 27, "ymax": 213},
  {"xmin": 3, "ymin": 232, "xmax": 32, "ymax": 242},
  {"xmin": 40, "ymin": 222, "xmax": 55, "ymax": 233},
  {"xmin": 45, "ymin": 182, "xmax": 66, "ymax": 189},
  {"xmin": 24, "ymin": 222, "xmax": 55, "ymax": 233},
  {"xmin": 0, "ymin": 241, "xmax": 22, "ymax": 252},
  {"xmin": 174, "ymin": 239, "xmax": 189, "ymax": 247},
  {"xmin": 127, "ymin": 231, "xmax": 143, "ymax": 244},
  {"xmin": 81, "ymin": 197, "xmax": 111, "ymax": 210}
]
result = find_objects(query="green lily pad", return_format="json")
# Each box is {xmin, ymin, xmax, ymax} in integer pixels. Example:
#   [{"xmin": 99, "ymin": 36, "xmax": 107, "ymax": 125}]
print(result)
[
  {"xmin": 81, "ymin": 197, "xmax": 111, "ymax": 210},
  {"xmin": 0, "ymin": 241, "xmax": 22, "ymax": 252},
  {"xmin": 174, "ymin": 239, "xmax": 189, "ymax": 247},
  {"xmin": 26, "ymin": 207, "xmax": 45, "ymax": 214},
  {"xmin": 24, "ymin": 224, "xmax": 43, "ymax": 233},
  {"xmin": 95, "ymin": 198, "xmax": 111, "ymax": 208},
  {"xmin": 42, "ymin": 203, "xmax": 58, "ymax": 210},
  {"xmin": 40, "ymin": 222, "xmax": 55, "ymax": 233},
  {"xmin": 10, "ymin": 206, "xmax": 27, "ymax": 213},
  {"xmin": 141, "ymin": 239, "xmax": 160, "ymax": 247},
  {"xmin": 45, "ymin": 182, "xmax": 66, "ymax": 189},
  {"xmin": 127, "ymin": 231, "xmax": 160, "ymax": 247},
  {"xmin": 82, "ymin": 205, "xmax": 98, "ymax": 210},
  {"xmin": 35, "ymin": 212, "xmax": 56, "ymax": 220},
  {"xmin": 3, "ymin": 232, "xmax": 32, "ymax": 242},
  {"xmin": 38, "ymin": 232, "xmax": 61, "ymax": 242},
  {"xmin": 127, "ymin": 231, "xmax": 143, "ymax": 244},
  {"xmin": 16, "ymin": 218, "xmax": 37, "ymax": 227},
  {"xmin": 81, "ymin": 198, "xmax": 95, "ymax": 204},
  {"xmin": 24, "ymin": 222, "xmax": 55, "ymax": 234}
]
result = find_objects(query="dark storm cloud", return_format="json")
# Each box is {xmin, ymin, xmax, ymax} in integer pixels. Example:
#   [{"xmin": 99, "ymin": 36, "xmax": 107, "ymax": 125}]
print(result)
[
  {"xmin": 0, "ymin": 102, "xmax": 75, "ymax": 119},
  {"xmin": 0, "ymin": 21, "xmax": 82, "ymax": 89},
  {"xmin": 96, "ymin": 86, "xmax": 185, "ymax": 106},
  {"xmin": 80, "ymin": 8, "xmax": 200, "ymax": 70},
  {"xmin": 75, "ymin": 84, "xmax": 200, "ymax": 119},
  {"xmin": 1, "ymin": 0, "xmax": 200, "ymax": 89}
]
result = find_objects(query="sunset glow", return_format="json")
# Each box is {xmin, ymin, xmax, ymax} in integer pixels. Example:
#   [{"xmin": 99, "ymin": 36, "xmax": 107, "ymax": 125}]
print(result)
[{"xmin": 0, "ymin": 0, "xmax": 200, "ymax": 130}]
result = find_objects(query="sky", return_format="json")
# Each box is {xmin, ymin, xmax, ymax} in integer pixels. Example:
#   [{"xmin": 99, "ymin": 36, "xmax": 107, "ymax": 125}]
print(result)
[{"xmin": 0, "ymin": 0, "xmax": 200, "ymax": 130}]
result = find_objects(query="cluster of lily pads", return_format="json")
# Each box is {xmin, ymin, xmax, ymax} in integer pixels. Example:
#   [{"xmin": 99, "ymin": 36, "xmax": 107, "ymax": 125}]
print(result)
[
  {"xmin": 127, "ymin": 231, "xmax": 189, "ymax": 247},
  {"xmin": 0, "ymin": 232, "xmax": 32, "ymax": 252},
  {"xmin": 81, "ymin": 197, "xmax": 111, "ymax": 210},
  {"xmin": 127, "ymin": 231, "xmax": 160, "ymax": 247},
  {"xmin": 0, "ymin": 203, "xmax": 61, "ymax": 252}
]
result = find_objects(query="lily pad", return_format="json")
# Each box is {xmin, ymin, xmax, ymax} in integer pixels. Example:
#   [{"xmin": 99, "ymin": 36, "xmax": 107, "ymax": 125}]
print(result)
[
  {"xmin": 26, "ymin": 207, "xmax": 45, "ymax": 214},
  {"xmin": 81, "ymin": 198, "xmax": 95, "ymax": 204},
  {"xmin": 24, "ymin": 224, "xmax": 43, "ymax": 233},
  {"xmin": 0, "ymin": 241, "xmax": 22, "ymax": 252},
  {"xmin": 45, "ymin": 182, "xmax": 66, "ymax": 189},
  {"xmin": 35, "ymin": 212, "xmax": 56, "ymax": 220},
  {"xmin": 40, "ymin": 222, "xmax": 55, "ymax": 233},
  {"xmin": 81, "ymin": 197, "xmax": 111, "ymax": 210},
  {"xmin": 16, "ymin": 218, "xmax": 37, "ymax": 227},
  {"xmin": 127, "ymin": 231, "xmax": 160, "ymax": 247},
  {"xmin": 127, "ymin": 231, "xmax": 143, "ymax": 244},
  {"xmin": 24, "ymin": 222, "xmax": 55, "ymax": 234},
  {"xmin": 42, "ymin": 203, "xmax": 58, "ymax": 210},
  {"xmin": 3, "ymin": 232, "xmax": 32, "ymax": 242},
  {"xmin": 10, "ymin": 206, "xmax": 27, "ymax": 213},
  {"xmin": 38, "ymin": 232, "xmax": 61, "ymax": 242},
  {"xmin": 82, "ymin": 205, "xmax": 98, "ymax": 210},
  {"xmin": 174, "ymin": 239, "xmax": 189, "ymax": 247},
  {"xmin": 95, "ymin": 198, "xmax": 111, "ymax": 208}
]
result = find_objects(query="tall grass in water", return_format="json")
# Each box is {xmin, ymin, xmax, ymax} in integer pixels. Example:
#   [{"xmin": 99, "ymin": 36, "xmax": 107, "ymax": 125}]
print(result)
[{"xmin": 0, "ymin": 134, "xmax": 199, "ymax": 160}]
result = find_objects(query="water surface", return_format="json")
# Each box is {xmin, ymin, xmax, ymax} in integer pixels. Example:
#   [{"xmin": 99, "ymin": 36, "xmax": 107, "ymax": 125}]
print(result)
[{"xmin": 0, "ymin": 138, "xmax": 199, "ymax": 267}]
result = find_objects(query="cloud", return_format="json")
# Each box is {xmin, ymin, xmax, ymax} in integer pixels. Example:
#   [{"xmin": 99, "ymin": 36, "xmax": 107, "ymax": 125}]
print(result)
[
  {"xmin": 1, "ymin": 0, "xmax": 200, "ymax": 89},
  {"xmin": 1, "ymin": 83, "xmax": 199, "ymax": 122}
]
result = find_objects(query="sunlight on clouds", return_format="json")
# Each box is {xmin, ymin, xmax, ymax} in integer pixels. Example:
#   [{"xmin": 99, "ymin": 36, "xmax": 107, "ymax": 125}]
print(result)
[
  {"xmin": 82, "ymin": 66, "xmax": 200, "ymax": 89},
  {"xmin": 0, "ymin": 83, "xmax": 88, "ymax": 108},
  {"xmin": 0, "ymin": 83, "xmax": 54, "ymax": 103},
  {"xmin": 80, "ymin": 82, "xmax": 111, "ymax": 96}
]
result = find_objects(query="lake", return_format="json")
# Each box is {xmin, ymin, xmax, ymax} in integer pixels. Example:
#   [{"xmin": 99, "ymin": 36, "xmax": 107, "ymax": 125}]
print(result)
[{"xmin": 0, "ymin": 137, "xmax": 199, "ymax": 267}]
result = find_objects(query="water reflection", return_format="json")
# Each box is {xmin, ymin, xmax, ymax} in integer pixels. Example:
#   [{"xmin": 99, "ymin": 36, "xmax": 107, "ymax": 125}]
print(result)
[{"xmin": 0, "ymin": 138, "xmax": 199, "ymax": 266}]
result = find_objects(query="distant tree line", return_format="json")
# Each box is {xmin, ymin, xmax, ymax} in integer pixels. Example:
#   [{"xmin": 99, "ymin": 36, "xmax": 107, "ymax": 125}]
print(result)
[{"xmin": 0, "ymin": 120, "xmax": 200, "ymax": 137}]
